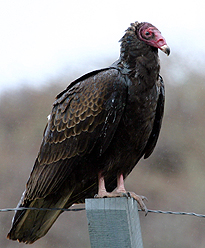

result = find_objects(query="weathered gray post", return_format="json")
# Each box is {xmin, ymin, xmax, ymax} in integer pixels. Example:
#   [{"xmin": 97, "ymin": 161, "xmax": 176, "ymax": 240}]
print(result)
[{"xmin": 86, "ymin": 197, "xmax": 143, "ymax": 248}]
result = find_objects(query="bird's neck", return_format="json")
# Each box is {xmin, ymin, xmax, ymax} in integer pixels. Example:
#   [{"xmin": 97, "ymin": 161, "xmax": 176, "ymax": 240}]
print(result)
[{"xmin": 119, "ymin": 47, "xmax": 160, "ymax": 86}]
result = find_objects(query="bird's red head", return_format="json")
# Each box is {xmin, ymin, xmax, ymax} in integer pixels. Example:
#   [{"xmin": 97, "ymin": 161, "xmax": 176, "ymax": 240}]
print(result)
[{"xmin": 138, "ymin": 22, "xmax": 170, "ymax": 55}]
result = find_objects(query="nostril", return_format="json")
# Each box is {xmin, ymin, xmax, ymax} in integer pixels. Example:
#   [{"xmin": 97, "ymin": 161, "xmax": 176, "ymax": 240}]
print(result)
[
  {"xmin": 157, "ymin": 38, "xmax": 167, "ymax": 48},
  {"xmin": 157, "ymin": 38, "xmax": 166, "ymax": 47}
]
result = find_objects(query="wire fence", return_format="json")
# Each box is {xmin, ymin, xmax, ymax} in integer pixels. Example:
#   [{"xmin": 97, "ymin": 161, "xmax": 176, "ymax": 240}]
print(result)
[{"xmin": 1, "ymin": 206, "xmax": 205, "ymax": 218}]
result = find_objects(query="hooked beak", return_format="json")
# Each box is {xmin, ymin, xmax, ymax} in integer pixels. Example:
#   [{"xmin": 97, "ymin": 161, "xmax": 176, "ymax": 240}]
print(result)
[{"xmin": 160, "ymin": 45, "xmax": 170, "ymax": 56}]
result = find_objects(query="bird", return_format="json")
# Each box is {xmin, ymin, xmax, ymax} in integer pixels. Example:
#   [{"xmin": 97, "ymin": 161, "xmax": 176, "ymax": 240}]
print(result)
[{"xmin": 7, "ymin": 21, "xmax": 170, "ymax": 244}]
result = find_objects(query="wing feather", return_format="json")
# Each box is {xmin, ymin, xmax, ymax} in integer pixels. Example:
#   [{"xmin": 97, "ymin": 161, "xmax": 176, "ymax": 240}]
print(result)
[
  {"xmin": 23, "ymin": 69, "xmax": 127, "ymax": 201},
  {"xmin": 144, "ymin": 75, "xmax": 165, "ymax": 159}
]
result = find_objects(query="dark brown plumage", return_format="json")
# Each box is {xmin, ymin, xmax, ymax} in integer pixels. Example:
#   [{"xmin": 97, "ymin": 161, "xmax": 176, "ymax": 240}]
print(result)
[{"xmin": 7, "ymin": 21, "xmax": 170, "ymax": 244}]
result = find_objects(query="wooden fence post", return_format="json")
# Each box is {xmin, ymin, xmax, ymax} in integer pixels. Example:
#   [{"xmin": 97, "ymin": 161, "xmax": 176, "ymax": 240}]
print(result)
[{"xmin": 85, "ymin": 197, "xmax": 143, "ymax": 248}]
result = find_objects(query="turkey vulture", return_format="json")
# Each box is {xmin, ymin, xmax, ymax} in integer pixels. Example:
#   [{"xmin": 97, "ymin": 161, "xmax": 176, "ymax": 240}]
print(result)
[{"xmin": 7, "ymin": 21, "xmax": 170, "ymax": 243}]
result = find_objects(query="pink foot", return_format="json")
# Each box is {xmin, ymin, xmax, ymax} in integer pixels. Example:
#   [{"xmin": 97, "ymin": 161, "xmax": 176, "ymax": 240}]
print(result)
[{"xmin": 96, "ymin": 172, "xmax": 148, "ymax": 214}]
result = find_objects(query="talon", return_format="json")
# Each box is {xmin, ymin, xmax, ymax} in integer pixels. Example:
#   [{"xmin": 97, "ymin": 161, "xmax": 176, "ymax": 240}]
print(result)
[
  {"xmin": 128, "ymin": 192, "xmax": 148, "ymax": 215},
  {"xmin": 141, "ymin": 195, "xmax": 148, "ymax": 202},
  {"xmin": 96, "ymin": 172, "xmax": 149, "ymax": 215},
  {"xmin": 122, "ymin": 192, "xmax": 129, "ymax": 198},
  {"xmin": 127, "ymin": 192, "xmax": 131, "ymax": 198}
]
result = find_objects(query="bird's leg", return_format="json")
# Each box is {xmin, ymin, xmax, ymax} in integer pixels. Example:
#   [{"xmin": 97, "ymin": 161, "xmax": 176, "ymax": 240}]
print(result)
[
  {"xmin": 115, "ymin": 173, "xmax": 127, "ymax": 193},
  {"xmin": 95, "ymin": 172, "xmax": 109, "ymax": 197},
  {"xmin": 95, "ymin": 172, "xmax": 126, "ymax": 198},
  {"xmin": 112, "ymin": 173, "xmax": 148, "ymax": 214},
  {"xmin": 95, "ymin": 172, "xmax": 148, "ymax": 213}
]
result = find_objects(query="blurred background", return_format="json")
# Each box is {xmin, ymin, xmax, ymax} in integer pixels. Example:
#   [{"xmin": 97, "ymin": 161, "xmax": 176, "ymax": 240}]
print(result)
[{"xmin": 1, "ymin": 1, "xmax": 205, "ymax": 247}]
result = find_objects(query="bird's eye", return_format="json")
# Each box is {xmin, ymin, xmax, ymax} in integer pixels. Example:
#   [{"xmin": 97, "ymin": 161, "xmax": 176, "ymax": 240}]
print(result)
[{"xmin": 142, "ymin": 29, "xmax": 153, "ymax": 39}]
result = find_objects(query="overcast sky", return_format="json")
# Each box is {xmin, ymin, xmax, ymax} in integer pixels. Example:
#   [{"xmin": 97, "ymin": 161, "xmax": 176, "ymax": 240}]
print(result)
[{"xmin": 0, "ymin": 0, "xmax": 204, "ymax": 92}]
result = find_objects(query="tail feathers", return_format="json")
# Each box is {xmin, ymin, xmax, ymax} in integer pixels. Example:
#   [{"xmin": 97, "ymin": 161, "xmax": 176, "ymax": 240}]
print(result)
[{"xmin": 7, "ymin": 191, "xmax": 73, "ymax": 244}]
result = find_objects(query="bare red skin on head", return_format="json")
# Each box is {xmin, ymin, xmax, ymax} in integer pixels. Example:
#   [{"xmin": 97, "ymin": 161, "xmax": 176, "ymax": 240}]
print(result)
[{"xmin": 138, "ymin": 24, "xmax": 168, "ymax": 49}]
